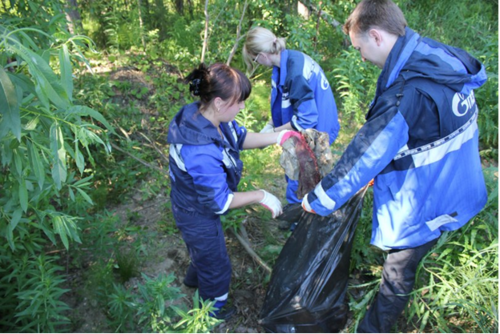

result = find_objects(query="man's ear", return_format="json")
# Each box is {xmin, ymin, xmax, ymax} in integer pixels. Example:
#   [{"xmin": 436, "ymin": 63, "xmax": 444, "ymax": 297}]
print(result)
[{"xmin": 369, "ymin": 28, "xmax": 383, "ymax": 46}]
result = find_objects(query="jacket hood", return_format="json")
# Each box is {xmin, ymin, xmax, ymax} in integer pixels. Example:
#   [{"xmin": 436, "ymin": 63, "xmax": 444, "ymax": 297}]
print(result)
[
  {"xmin": 167, "ymin": 102, "xmax": 223, "ymax": 146},
  {"xmin": 378, "ymin": 27, "xmax": 487, "ymax": 96}
]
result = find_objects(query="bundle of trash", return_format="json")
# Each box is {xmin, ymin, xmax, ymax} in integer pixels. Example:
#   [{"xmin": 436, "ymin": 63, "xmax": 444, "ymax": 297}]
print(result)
[
  {"xmin": 279, "ymin": 128, "xmax": 334, "ymax": 199},
  {"xmin": 259, "ymin": 129, "xmax": 368, "ymax": 333}
]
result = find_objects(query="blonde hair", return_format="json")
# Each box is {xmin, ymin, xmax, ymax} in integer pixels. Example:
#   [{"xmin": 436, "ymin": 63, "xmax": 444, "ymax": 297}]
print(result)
[{"xmin": 242, "ymin": 27, "xmax": 286, "ymax": 72}]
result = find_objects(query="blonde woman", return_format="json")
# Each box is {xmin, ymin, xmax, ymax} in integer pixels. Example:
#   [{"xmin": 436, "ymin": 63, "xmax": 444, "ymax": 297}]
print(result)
[{"xmin": 243, "ymin": 27, "xmax": 340, "ymax": 207}]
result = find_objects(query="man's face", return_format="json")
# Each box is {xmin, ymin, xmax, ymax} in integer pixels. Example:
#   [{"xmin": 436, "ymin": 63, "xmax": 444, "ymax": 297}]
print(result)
[{"xmin": 349, "ymin": 31, "xmax": 385, "ymax": 69}]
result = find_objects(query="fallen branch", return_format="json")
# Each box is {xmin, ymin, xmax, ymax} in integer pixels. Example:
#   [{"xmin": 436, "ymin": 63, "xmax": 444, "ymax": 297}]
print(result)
[
  {"xmin": 137, "ymin": 131, "xmax": 170, "ymax": 163},
  {"xmin": 231, "ymin": 224, "xmax": 272, "ymax": 274},
  {"xmin": 110, "ymin": 142, "xmax": 168, "ymax": 176}
]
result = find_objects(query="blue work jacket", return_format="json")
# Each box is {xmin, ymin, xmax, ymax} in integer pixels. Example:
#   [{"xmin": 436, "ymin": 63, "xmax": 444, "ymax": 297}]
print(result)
[
  {"xmin": 271, "ymin": 50, "xmax": 340, "ymax": 144},
  {"xmin": 307, "ymin": 28, "xmax": 488, "ymax": 250},
  {"xmin": 167, "ymin": 102, "xmax": 247, "ymax": 216}
]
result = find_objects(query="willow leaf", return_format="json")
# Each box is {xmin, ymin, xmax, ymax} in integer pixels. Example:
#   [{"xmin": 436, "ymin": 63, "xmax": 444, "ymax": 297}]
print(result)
[
  {"xmin": 19, "ymin": 178, "xmax": 28, "ymax": 212},
  {"xmin": 0, "ymin": 67, "xmax": 21, "ymax": 140},
  {"xmin": 50, "ymin": 123, "xmax": 67, "ymax": 190},
  {"xmin": 27, "ymin": 141, "xmax": 45, "ymax": 189},
  {"xmin": 8, "ymin": 41, "xmax": 70, "ymax": 110},
  {"xmin": 67, "ymin": 105, "xmax": 114, "ymax": 132},
  {"xmin": 59, "ymin": 44, "xmax": 73, "ymax": 101}
]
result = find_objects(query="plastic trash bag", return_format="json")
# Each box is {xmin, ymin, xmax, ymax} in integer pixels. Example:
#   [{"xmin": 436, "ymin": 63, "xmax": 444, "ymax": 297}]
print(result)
[{"xmin": 259, "ymin": 185, "xmax": 368, "ymax": 333}]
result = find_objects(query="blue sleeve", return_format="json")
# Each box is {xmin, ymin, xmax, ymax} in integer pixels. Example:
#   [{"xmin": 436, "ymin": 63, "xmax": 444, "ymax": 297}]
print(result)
[
  {"xmin": 230, "ymin": 120, "xmax": 247, "ymax": 150},
  {"xmin": 308, "ymin": 107, "xmax": 409, "ymax": 216},
  {"xmin": 181, "ymin": 144, "xmax": 233, "ymax": 214},
  {"xmin": 287, "ymin": 74, "xmax": 318, "ymax": 131}
]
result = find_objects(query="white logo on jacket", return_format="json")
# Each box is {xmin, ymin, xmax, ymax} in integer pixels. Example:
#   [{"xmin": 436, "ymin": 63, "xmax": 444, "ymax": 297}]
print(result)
[
  {"xmin": 282, "ymin": 91, "xmax": 291, "ymax": 108},
  {"xmin": 321, "ymin": 72, "xmax": 329, "ymax": 90},
  {"xmin": 452, "ymin": 91, "xmax": 476, "ymax": 117}
]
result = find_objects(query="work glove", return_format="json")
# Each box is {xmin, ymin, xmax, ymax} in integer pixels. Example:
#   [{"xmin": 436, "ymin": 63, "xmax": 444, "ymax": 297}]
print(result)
[
  {"xmin": 277, "ymin": 130, "xmax": 302, "ymax": 146},
  {"xmin": 260, "ymin": 123, "xmax": 274, "ymax": 133},
  {"xmin": 259, "ymin": 190, "xmax": 283, "ymax": 218},
  {"xmin": 301, "ymin": 193, "xmax": 316, "ymax": 214}
]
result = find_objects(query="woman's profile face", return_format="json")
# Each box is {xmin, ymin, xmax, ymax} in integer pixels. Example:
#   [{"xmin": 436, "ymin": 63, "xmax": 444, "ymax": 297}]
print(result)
[
  {"xmin": 219, "ymin": 99, "xmax": 246, "ymax": 122},
  {"xmin": 253, "ymin": 52, "xmax": 272, "ymax": 68}
]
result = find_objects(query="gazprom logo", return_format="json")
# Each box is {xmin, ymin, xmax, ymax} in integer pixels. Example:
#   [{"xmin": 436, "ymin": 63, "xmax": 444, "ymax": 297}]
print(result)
[
  {"xmin": 452, "ymin": 91, "xmax": 476, "ymax": 117},
  {"xmin": 321, "ymin": 72, "xmax": 329, "ymax": 90}
]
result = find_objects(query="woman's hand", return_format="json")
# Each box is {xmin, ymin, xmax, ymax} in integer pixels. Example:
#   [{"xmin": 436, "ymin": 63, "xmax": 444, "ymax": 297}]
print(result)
[{"xmin": 259, "ymin": 190, "xmax": 283, "ymax": 218}]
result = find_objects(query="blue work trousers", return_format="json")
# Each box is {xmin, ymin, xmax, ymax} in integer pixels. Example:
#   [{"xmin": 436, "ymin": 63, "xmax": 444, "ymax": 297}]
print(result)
[
  {"xmin": 285, "ymin": 176, "xmax": 300, "ymax": 204},
  {"xmin": 357, "ymin": 237, "xmax": 438, "ymax": 333},
  {"xmin": 172, "ymin": 203, "xmax": 231, "ymax": 301}
]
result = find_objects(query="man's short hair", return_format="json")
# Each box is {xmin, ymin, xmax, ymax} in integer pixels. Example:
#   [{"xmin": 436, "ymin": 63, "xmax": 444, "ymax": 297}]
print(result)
[{"xmin": 343, "ymin": 0, "xmax": 407, "ymax": 36}]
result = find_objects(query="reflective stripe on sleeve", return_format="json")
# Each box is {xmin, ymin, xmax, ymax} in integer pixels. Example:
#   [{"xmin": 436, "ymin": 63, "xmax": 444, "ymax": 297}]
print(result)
[
  {"xmin": 314, "ymin": 183, "xmax": 336, "ymax": 211},
  {"xmin": 215, "ymin": 193, "xmax": 233, "ymax": 215}
]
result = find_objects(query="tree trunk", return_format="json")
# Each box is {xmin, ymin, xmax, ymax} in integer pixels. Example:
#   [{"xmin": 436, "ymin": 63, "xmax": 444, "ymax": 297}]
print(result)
[
  {"xmin": 186, "ymin": 0, "xmax": 194, "ymax": 19},
  {"xmin": 137, "ymin": 0, "xmax": 147, "ymax": 51},
  {"xmin": 175, "ymin": 0, "xmax": 184, "ymax": 15},
  {"xmin": 153, "ymin": 0, "xmax": 168, "ymax": 41},
  {"xmin": 300, "ymin": 0, "xmax": 342, "ymax": 28},
  {"xmin": 200, "ymin": 0, "xmax": 209, "ymax": 63},
  {"xmin": 226, "ymin": 0, "xmax": 248, "ymax": 66},
  {"xmin": 65, "ymin": 0, "xmax": 83, "ymax": 34}
]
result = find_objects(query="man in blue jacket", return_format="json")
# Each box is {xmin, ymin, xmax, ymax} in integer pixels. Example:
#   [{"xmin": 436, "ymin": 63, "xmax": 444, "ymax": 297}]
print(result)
[{"xmin": 302, "ymin": 0, "xmax": 488, "ymax": 332}]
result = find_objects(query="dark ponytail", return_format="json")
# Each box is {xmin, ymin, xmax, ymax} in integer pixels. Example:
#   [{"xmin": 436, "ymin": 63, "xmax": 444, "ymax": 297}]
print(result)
[
  {"xmin": 185, "ymin": 63, "xmax": 251, "ymax": 106},
  {"xmin": 185, "ymin": 63, "xmax": 210, "ymax": 97}
]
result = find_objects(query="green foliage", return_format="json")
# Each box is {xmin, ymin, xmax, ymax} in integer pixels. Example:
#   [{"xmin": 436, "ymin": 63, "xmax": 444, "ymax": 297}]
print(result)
[
  {"xmin": 0, "ymin": 7, "xmax": 112, "ymax": 330},
  {"xmin": 406, "ymin": 167, "xmax": 499, "ymax": 332},
  {"xmin": 475, "ymin": 41, "xmax": 498, "ymax": 152},
  {"xmin": 115, "ymin": 248, "xmax": 140, "ymax": 283},
  {"xmin": 333, "ymin": 49, "xmax": 379, "ymax": 123},
  {"xmin": 0, "ymin": 253, "xmax": 71, "ymax": 332},
  {"xmin": 107, "ymin": 283, "xmax": 136, "ymax": 331},
  {"xmin": 0, "ymin": 24, "xmax": 112, "ymax": 250},
  {"xmin": 106, "ymin": 272, "xmax": 219, "ymax": 333},
  {"xmin": 220, "ymin": 208, "xmax": 248, "ymax": 231},
  {"xmin": 135, "ymin": 273, "xmax": 183, "ymax": 331},
  {"xmin": 349, "ymin": 188, "xmax": 381, "ymax": 274},
  {"xmin": 172, "ymin": 290, "xmax": 222, "ymax": 333}
]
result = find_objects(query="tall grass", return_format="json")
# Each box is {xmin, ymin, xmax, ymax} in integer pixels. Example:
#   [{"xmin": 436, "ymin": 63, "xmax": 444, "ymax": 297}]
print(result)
[{"xmin": 407, "ymin": 167, "xmax": 498, "ymax": 332}]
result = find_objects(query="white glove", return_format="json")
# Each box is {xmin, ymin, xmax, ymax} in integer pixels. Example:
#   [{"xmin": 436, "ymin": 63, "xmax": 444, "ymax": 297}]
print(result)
[
  {"xmin": 259, "ymin": 123, "xmax": 274, "ymax": 133},
  {"xmin": 259, "ymin": 190, "xmax": 283, "ymax": 218},
  {"xmin": 301, "ymin": 193, "xmax": 316, "ymax": 214}
]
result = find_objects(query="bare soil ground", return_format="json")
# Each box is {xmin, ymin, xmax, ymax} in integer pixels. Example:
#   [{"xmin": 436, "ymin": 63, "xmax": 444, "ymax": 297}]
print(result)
[{"xmin": 66, "ymin": 183, "xmax": 293, "ymax": 332}]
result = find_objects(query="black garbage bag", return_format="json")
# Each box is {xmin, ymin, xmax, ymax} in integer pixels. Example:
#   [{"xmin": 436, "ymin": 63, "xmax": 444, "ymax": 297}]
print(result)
[{"xmin": 259, "ymin": 185, "xmax": 369, "ymax": 333}]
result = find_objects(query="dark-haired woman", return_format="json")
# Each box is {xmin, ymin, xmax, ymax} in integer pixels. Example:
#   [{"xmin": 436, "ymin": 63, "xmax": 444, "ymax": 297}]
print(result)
[
  {"xmin": 243, "ymin": 27, "xmax": 340, "ymax": 206},
  {"xmin": 167, "ymin": 63, "xmax": 300, "ymax": 320}
]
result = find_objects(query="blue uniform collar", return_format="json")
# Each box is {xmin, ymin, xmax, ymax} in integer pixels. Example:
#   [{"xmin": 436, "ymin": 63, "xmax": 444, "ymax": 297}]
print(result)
[
  {"xmin": 167, "ymin": 102, "xmax": 224, "ymax": 146},
  {"xmin": 376, "ymin": 27, "xmax": 420, "ymax": 97},
  {"xmin": 272, "ymin": 49, "xmax": 288, "ymax": 87},
  {"xmin": 375, "ymin": 26, "xmax": 486, "ymax": 98}
]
